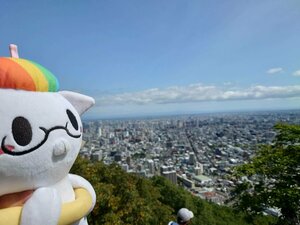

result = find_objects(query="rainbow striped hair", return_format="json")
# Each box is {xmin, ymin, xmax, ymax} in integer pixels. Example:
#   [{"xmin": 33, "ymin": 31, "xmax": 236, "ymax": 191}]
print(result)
[{"xmin": 0, "ymin": 44, "xmax": 59, "ymax": 92}]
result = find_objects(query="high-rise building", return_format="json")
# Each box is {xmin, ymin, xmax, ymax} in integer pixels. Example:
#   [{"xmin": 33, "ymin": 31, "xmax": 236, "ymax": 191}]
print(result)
[
  {"xmin": 147, "ymin": 159, "xmax": 155, "ymax": 175},
  {"xmin": 137, "ymin": 164, "xmax": 144, "ymax": 171},
  {"xmin": 126, "ymin": 156, "xmax": 132, "ymax": 167},
  {"xmin": 121, "ymin": 163, "xmax": 129, "ymax": 172},
  {"xmin": 91, "ymin": 150, "xmax": 102, "ymax": 162},
  {"xmin": 161, "ymin": 165, "xmax": 177, "ymax": 184},
  {"xmin": 162, "ymin": 170, "xmax": 177, "ymax": 184},
  {"xmin": 189, "ymin": 152, "xmax": 196, "ymax": 165},
  {"xmin": 114, "ymin": 152, "xmax": 122, "ymax": 162},
  {"xmin": 194, "ymin": 163, "xmax": 204, "ymax": 175},
  {"xmin": 97, "ymin": 127, "xmax": 102, "ymax": 137}
]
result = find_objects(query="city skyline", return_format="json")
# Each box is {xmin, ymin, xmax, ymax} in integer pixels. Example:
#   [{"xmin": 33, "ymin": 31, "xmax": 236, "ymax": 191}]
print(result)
[
  {"xmin": 81, "ymin": 109, "xmax": 300, "ymax": 208},
  {"xmin": 1, "ymin": 1, "xmax": 300, "ymax": 118}
]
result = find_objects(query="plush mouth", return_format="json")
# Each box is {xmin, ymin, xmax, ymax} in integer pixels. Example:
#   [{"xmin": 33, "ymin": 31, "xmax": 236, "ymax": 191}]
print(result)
[{"xmin": 0, "ymin": 145, "xmax": 14, "ymax": 155}]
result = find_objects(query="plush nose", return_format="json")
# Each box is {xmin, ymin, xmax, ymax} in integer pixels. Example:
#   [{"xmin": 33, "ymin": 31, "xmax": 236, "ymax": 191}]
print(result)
[{"xmin": 53, "ymin": 139, "xmax": 71, "ymax": 157}]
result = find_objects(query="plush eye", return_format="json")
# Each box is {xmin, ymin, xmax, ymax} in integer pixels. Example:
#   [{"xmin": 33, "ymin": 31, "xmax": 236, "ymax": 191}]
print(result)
[
  {"xmin": 12, "ymin": 117, "xmax": 33, "ymax": 146},
  {"xmin": 66, "ymin": 109, "xmax": 79, "ymax": 130}
]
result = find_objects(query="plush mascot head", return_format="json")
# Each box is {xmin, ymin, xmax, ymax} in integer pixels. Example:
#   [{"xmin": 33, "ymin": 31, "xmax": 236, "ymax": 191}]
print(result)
[{"xmin": 0, "ymin": 45, "xmax": 95, "ymax": 196}]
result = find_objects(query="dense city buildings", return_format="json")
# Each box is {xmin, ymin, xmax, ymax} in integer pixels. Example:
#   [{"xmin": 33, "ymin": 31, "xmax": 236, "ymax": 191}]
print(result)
[{"xmin": 80, "ymin": 110, "xmax": 300, "ymax": 205}]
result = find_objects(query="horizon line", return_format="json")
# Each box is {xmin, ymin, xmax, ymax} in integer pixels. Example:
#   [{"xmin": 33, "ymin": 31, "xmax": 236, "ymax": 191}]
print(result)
[{"xmin": 83, "ymin": 107, "xmax": 300, "ymax": 121}]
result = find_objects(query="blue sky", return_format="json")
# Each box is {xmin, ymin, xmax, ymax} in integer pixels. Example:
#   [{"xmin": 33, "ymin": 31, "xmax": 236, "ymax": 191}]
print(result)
[{"xmin": 1, "ymin": 0, "xmax": 300, "ymax": 118}]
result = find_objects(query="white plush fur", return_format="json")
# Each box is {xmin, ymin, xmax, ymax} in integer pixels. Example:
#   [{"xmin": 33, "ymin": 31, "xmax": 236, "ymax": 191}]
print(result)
[{"xmin": 0, "ymin": 89, "xmax": 95, "ymax": 225}]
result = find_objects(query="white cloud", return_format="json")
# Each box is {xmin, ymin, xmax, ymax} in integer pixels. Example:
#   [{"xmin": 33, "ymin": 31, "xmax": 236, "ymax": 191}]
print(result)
[
  {"xmin": 267, "ymin": 67, "xmax": 283, "ymax": 74},
  {"xmin": 223, "ymin": 82, "xmax": 232, "ymax": 86},
  {"xmin": 292, "ymin": 70, "xmax": 300, "ymax": 77},
  {"xmin": 95, "ymin": 84, "xmax": 300, "ymax": 106}
]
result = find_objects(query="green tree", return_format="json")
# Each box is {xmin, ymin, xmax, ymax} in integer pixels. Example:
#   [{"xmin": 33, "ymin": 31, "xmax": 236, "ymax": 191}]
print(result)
[
  {"xmin": 71, "ymin": 158, "xmax": 174, "ymax": 225},
  {"xmin": 232, "ymin": 123, "xmax": 300, "ymax": 225},
  {"xmin": 71, "ymin": 156, "xmax": 273, "ymax": 225}
]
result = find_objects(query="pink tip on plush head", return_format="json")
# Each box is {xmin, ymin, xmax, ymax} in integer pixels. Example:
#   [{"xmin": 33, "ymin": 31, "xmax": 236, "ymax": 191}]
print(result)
[{"xmin": 9, "ymin": 44, "xmax": 19, "ymax": 58}]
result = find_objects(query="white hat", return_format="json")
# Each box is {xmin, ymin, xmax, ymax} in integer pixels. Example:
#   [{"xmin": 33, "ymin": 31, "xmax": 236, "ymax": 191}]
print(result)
[{"xmin": 177, "ymin": 208, "xmax": 194, "ymax": 222}]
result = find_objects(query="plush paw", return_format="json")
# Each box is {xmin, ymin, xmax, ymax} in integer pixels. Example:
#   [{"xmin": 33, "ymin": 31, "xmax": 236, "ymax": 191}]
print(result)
[
  {"xmin": 68, "ymin": 174, "xmax": 96, "ymax": 213},
  {"xmin": 21, "ymin": 187, "xmax": 61, "ymax": 225}
]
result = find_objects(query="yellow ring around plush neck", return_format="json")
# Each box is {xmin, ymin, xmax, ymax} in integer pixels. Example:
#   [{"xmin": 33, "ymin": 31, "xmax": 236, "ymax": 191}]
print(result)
[{"xmin": 0, "ymin": 188, "xmax": 92, "ymax": 225}]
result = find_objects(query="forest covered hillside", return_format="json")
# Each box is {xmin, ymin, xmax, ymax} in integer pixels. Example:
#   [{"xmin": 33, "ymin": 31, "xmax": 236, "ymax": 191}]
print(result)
[{"xmin": 71, "ymin": 157, "xmax": 275, "ymax": 225}]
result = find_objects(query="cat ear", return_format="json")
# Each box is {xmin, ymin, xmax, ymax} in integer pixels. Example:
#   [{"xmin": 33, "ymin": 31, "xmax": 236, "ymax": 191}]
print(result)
[{"xmin": 59, "ymin": 91, "xmax": 95, "ymax": 115}]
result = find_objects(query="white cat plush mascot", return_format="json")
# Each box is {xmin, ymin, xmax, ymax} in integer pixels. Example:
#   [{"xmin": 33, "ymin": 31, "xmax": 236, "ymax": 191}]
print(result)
[{"xmin": 0, "ymin": 45, "xmax": 96, "ymax": 225}]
